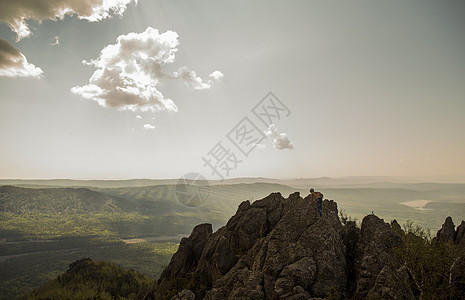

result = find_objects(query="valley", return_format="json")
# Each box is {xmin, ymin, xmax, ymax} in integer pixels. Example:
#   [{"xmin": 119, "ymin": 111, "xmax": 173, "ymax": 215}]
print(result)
[{"xmin": 1, "ymin": 178, "xmax": 465, "ymax": 298}]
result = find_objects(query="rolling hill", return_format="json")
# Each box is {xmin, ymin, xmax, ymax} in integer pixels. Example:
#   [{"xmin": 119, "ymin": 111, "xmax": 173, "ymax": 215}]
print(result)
[{"xmin": 0, "ymin": 185, "xmax": 133, "ymax": 214}]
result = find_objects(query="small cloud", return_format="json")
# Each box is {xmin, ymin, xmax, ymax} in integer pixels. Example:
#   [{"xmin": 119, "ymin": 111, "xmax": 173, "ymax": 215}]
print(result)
[
  {"xmin": 174, "ymin": 67, "xmax": 224, "ymax": 89},
  {"xmin": 264, "ymin": 124, "xmax": 294, "ymax": 150},
  {"xmin": 209, "ymin": 70, "xmax": 224, "ymax": 81},
  {"xmin": 143, "ymin": 124, "xmax": 155, "ymax": 130},
  {"xmin": 71, "ymin": 27, "xmax": 223, "ymax": 113},
  {"xmin": 425, "ymin": 158, "xmax": 431, "ymax": 163},
  {"xmin": 251, "ymin": 143, "xmax": 266, "ymax": 150},
  {"xmin": 0, "ymin": 38, "xmax": 43, "ymax": 78},
  {"xmin": 136, "ymin": 115, "xmax": 142, "ymax": 119},
  {"xmin": 50, "ymin": 36, "xmax": 59, "ymax": 46}
]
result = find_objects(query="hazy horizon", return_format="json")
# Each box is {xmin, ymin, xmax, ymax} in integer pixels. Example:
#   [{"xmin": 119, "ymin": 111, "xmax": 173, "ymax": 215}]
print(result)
[
  {"xmin": 1, "ymin": 1, "xmax": 464, "ymax": 180},
  {"xmin": 2, "ymin": 174, "xmax": 465, "ymax": 184}
]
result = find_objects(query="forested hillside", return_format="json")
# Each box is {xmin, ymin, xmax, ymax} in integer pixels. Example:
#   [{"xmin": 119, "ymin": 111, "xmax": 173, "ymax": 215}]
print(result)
[
  {"xmin": 18, "ymin": 258, "xmax": 154, "ymax": 300},
  {"xmin": 0, "ymin": 185, "xmax": 132, "ymax": 214}
]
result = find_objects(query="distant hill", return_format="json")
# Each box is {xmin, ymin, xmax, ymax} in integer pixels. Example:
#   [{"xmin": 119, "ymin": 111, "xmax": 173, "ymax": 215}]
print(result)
[
  {"xmin": 0, "ymin": 186, "xmax": 133, "ymax": 214},
  {"xmin": 2, "ymin": 175, "xmax": 464, "ymax": 189},
  {"xmin": 99, "ymin": 182, "xmax": 306, "ymax": 216},
  {"xmin": 0, "ymin": 183, "xmax": 305, "ymax": 240},
  {"xmin": 18, "ymin": 258, "xmax": 154, "ymax": 300},
  {"xmin": 0, "ymin": 179, "xmax": 180, "ymax": 189}
]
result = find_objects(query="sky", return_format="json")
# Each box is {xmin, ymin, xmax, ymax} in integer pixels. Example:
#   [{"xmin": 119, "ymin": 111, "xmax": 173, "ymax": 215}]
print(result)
[{"xmin": 0, "ymin": 0, "xmax": 464, "ymax": 180}]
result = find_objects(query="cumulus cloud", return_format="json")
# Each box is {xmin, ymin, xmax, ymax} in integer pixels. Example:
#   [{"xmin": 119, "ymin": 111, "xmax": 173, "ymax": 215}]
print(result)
[
  {"xmin": 264, "ymin": 124, "xmax": 294, "ymax": 150},
  {"xmin": 0, "ymin": 38, "xmax": 43, "ymax": 78},
  {"xmin": 175, "ymin": 67, "xmax": 224, "ymax": 90},
  {"xmin": 143, "ymin": 124, "xmax": 155, "ymax": 130},
  {"xmin": 0, "ymin": 0, "xmax": 138, "ymax": 41},
  {"xmin": 71, "ymin": 27, "xmax": 223, "ymax": 113}
]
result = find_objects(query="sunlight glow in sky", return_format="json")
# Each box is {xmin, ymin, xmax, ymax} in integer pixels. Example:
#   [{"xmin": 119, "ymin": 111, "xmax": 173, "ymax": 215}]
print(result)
[{"xmin": 1, "ymin": 0, "xmax": 464, "ymax": 180}]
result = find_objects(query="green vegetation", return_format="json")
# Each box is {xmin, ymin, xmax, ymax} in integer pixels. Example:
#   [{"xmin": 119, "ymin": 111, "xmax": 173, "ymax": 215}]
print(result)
[
  {"xmin": 0, "ymin": 240, "xmax": 177, "ymax": 299},
  {"xmin": 0, "ymin": 212, "xmax": 139, "ymax": 240},
  {"xmin": 18, "ymin": 258, "xmax": 155, "ymax": 300},
  {"xmin": 1, "ymin": 181, "xmax": 465, "ymax": 299},
  {"xmin": 324, "ymin": 186, "xmax": 465, "ymax": 231},
  {"xmin": 393, "ymin": 221, "xmax": 465, "ymax": 299}
]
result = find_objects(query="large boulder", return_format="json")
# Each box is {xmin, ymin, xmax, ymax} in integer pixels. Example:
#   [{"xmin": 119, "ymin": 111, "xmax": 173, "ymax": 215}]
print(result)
[
  {"xmin": 353, "ymin": 214, "xmax": 412, "ymax": 299},
  {"xmin": 436, "ymin": 216, "xmax": 456, "ymax": 243}
]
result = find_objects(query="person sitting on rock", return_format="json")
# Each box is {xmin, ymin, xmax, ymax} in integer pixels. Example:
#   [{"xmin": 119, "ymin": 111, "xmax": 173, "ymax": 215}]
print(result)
[{"xmin": 310, "ymin": 188, "xmax": 323, "ymax": 216}]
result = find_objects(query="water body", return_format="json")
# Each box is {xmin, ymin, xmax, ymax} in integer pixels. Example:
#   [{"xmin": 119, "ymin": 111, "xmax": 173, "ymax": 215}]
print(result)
[{"xmin": 400, "ymin": 200, "xmax": 433, "ymax": 210}]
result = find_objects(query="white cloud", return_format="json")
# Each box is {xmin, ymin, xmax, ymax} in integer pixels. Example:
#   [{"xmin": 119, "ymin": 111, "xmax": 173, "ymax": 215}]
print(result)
[
  {"xmin": 175, "ymin": 67, "xmax": 224, "ymax": 90},
  {"xmin": 143, "ymin": 124, "xmax": 155, "ymax": 130},
  {"xmin": 251, "ymin": 143, "xmax": 266, "ymax": 150},
  {"xmin": 50, "ymin": 36, "xmax": 60, "ymax": 46},
  {"xmin": 0, "ymin": 0, "xmax": 138, "ymax": 41},
  {"xmin": 71, "ymin": 27, "xmax": 223, "ymax": 113},
  {"xmin": 0, "ymin": 38, "xmax": 43, "ymax": 78},
  {"xmin": 136, "ymin": 115, "xmax": 142, "ymax": 119},
  {"xmin": 264, "ymin": 124, "xmax": 294, "ymax": 150}
]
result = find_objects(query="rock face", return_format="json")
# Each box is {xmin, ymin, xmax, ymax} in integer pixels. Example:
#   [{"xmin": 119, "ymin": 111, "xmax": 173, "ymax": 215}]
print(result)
[
  {"xmin": 353, "ymin": 215, "xmax": 413, "ymax": 299},
  {"xmin": 434, "ymin": 217, "xmax": 465, "ymax": 246},
  {"xmin": 436, "ymin": 216, "xmax": 456, "ymax": 243},
  {"xmin": 453, "ymin": 221, "xmax": 465, "ymax": 246},
  {"xmin": 153, "ymin": 192, "xmax": 417, "ymax": 299},
  {"xmin": 156, "ymin": 223, "xmax": 213, "ymax": 294}
]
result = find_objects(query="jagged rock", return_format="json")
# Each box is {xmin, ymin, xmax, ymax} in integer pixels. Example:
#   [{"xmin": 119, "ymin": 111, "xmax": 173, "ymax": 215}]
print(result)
[
  {"xmin": 353, "ymin": 215, "xmax": 405, "ymax": 299},
  {"xmin": 436, "ymin": 216, "xmax": 456, "ymax": 243},
  {"xmin": 455, "ymin": 220, "xmax": 465, "ymax": 246},
  {"xmin": 390, "ymin": 219, "xmax": 402, "ymax": 234},
  {"xmin": 171, "ymin": 290, "xmax": 195, "ymax": 300},
  {"xmin": 154, "ymin": 192, "xmax": 416, "ymax": 300},
  {"xmin": 156, "ymin": 223, "xmax": 212, "ymax": 295},
  {"xmin": 366, "ymin": 265, "xmax": 414, "ymax": 299},
  {"xmin": 274, "ymin": 257, "xmax": 315, "ymax": 298}
]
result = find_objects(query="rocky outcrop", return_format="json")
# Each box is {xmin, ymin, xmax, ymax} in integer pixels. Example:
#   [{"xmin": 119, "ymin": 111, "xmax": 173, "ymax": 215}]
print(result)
[
  {"xmin": 156, "ymin": 223, "xmax": 213, "ymax": 295},
  {"xmin": 153, "ymin": 192, "xmax": 419, "ymax": 299},
  {"xmin": 455, "ymin": 221, "xmax": 465, "ymax": 246},
  {"xmin": 436, "ymin": 216, "xmax": 456, "ymax": 243},
  {"xmin": 206, "ymin": 195, "xmax": 346, "ymax": 299},
  {"xmin": 353, "ymin": 214, "xmax": 412, "ymax": 299},
  {"xmin": 434, "ymin": 217, "xmax": 465, "ymax": 246},
  {"xmin": 171, "ymin": 290, "xmax": 195, "ymax": 300}
]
